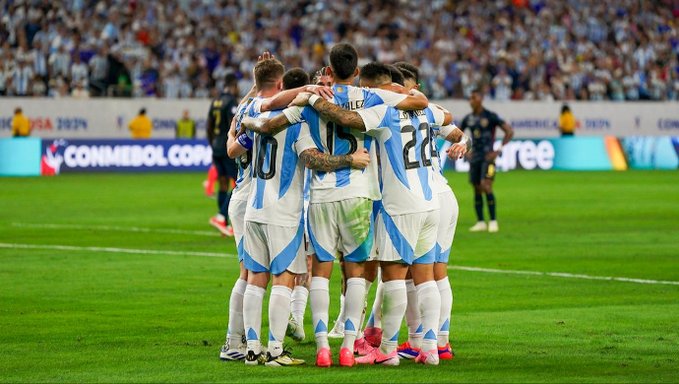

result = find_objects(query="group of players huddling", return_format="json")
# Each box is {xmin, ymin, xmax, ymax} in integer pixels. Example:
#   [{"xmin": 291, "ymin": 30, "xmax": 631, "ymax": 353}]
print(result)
[{"xmin": 214, "ymin": 42, "xmax": 473, "ymax": 367}]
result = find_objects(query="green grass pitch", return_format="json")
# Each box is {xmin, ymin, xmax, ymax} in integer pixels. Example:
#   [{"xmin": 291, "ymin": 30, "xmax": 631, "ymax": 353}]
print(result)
[{"xmin": 1, "ymin": 170, "xmax": 678, "ymax": 383}]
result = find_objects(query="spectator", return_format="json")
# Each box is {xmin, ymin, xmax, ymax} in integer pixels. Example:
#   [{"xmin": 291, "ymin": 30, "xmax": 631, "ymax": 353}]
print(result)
[{"xmin": 0, "ymin": 0, "xmax": 675, "ymax": 102}]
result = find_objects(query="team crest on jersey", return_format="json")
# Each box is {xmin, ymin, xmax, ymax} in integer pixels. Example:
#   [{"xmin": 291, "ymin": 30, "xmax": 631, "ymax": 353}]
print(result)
[
  {"xmin": 335, "ymin": 86, "xmax": 345, "ymax": 93},
  {"xmin": 480, "ymin": 118, "xmax": 489, "ymax": 128}
]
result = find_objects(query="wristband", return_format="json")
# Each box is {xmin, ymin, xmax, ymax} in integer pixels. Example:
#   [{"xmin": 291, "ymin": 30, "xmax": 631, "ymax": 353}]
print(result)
[
  {"xmin": 309, "ymin": 94, "xmax": 321, "ymax": 106},
  {"xmin": 236, "ymin": 132, "xmax": 253, "ymax": 150}
]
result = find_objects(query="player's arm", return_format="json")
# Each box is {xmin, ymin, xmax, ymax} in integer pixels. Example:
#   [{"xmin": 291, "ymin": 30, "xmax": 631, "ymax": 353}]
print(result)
[
  {"xmin": 227, "ymin": 118, "xmax": 250, "ymax": 158},
  {"xmin": 258, "ymin": 85, "xmax": 334, "ymax": 112},
  {"xmin": 394, "ymin": 88, "xmax": 428, "ymax": 111},
  {"xmin": 487, "ymin": 116, "xmax": 514, "ymax": 161},
  {"xmin": 442, "ymin": 125, "xmax": 472, "ymax": 160},
  {"xmin": 299, "ymin": 148, "xmax": 370, "ymax": 171},
  {"xmin": 499, "ymin": 121, "xmax": 514, "ymax": 146},
  {"xmin": 289, "ymin": 93, "xmax": 366, "ymax": 131},
  {"xmin": 240, "ymin": 113, "xmax": 293, "ymax": 136}
]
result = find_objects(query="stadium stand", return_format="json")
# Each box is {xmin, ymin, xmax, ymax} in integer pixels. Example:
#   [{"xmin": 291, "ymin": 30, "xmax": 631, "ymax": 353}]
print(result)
[{"xmin": 0, "ymin": 0, "xmax": 677, "ymax": 100}]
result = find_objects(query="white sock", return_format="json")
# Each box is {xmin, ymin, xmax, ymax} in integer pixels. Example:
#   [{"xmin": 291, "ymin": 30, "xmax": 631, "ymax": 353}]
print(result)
[
  {"xmin": 310, "ymin": 277, "xmax": 330, "ymax": 351},
  {"xmin": 226, "ymin": 278, "xmax": 247, "ymax": 345},
  {"xmin": 335, "ymin": 293, "xmax": 346, "ymax": 325},
  {"xmin": 357, "ymin": 279, "xmax": 372, "ymax": 338},
  {"xmin": 367, "ymin": 279, "xmax": 385, "ymax": 328},
  {"xmin": 268, "ymin": 285, "xmax": 293, "ymax": 357},
  {"xmin": 243, "ymin": 284, "xmax": 265, "ymax": 354},
  {"xmin": 436, "ymin": 277, "xmax": 453, "ymax": 347},
  {"xmin": 416, "ymin": 280, "xmax": 441, "ymax": 352},
  {"xmin": 405, "ymin": 279, "xmax": 423, "ymax": 349},
  {"xmin": 341, "ymin": 277, "xmax": 366, "ymax": 349},
  {"xmin": 290, "ymin": 285, "xmax": 309, "ymax": 324},
  {"xmin": 379, "ymin": 279, "xmax": 407, "ymax": 355}
]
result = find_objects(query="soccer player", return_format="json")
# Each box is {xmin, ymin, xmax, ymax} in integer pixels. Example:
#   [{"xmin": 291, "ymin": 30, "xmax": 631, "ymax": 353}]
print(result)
[
  {"xmin": 460, "ymin": 89, "xmax": 514, "ymax": 233},
  {"xmin": 239, "ymin": 59, "xmax": 371, "ymax": 367},
  {"xmin": 241, "ymin": 45, "xmax": 429, "ymax": 368},
  {"xmin": 218, "ymin": 93, "xmax": 255, "ymax": 361},
  {"xmin": 396, "ymin": 64, "xmax": 471, "ymax": 360},
  {"xmin": 288, "ymin": 84, "xmax": 453, "ymax": 365},
  {"xmin": 219, "ymin": 51, "xmax": 318, "ymax": 360},
  {"xmin": 207, "ymin": 74, "xmax": 240, "ymax": 237}
]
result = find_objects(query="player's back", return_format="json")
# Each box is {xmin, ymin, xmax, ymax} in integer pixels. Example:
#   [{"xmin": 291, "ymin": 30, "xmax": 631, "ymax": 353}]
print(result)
[
  {"xmin": 287, "ymin": 84, "xmax": 407, "ymax": 203},
  {"xmin": 244, "ymin": 98, "xmax": 312, "ymax": 227},
  {"xmin": 358, "ymin": 105, "xmax": 445, "ymax": 215}
]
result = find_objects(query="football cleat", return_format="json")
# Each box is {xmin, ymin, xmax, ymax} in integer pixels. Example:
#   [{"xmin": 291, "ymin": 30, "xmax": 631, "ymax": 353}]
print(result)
[
  {"xmin": 353, "ymin": 336, "xmax": 376, "ymax": 356},
  {"xmin": 286, "ymin": 318, "xmax": 305, "ymax": 342},
  {"xmin": 469, "ymin": 221, "xmax": 488, "ymax": 232},
  {"xmin": 209, "ymin": 216, "xmax": 233, "ymax": 237},
  {"xmin": 315, "ymin": 347, "xmax": 332, "ymax": 367},
  {"xmin": 264, "ymin": 350, "xmax": 305, "ymax": 367},
  {"xmin": 355, "ymin": 348, "xmax": 399, "ymax": 366},
  {"xmin": 397, "ymin": 341, "xmax": 421, "ymax": 359},
  {"xmin": 415, "ymin": 348, "xmax": 440, "ymax": 365},
  {"xmin": 363, "ymin": 326, "xmax": 382, "ymax": 347},
  {"xmin": 327, "ymin": 320, "xmax": 344, "ymax": 338},
  {"xmin": 219, "ymin": 341, "xmax": 246, "ymax": 361},
  {"xmin": 488, "ymin": 220, "xmax": 499, "ymax": 233},
  {"xmin": 438, "ymin": 343, "xmax": 455, "ymax": 360},
  {"xmin": 339, "ymin": 347, "xmax": 354, "ymax": 367},
  {"xmin": 244, "ymin": 350, "xmax": 266, "ymax": 365}
]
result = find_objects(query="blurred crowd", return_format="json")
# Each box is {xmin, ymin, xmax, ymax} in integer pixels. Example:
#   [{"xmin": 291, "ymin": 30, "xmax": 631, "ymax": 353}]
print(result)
[{"xmin": 0, "ymin": 0, "xmax": 677, "ymax": 101}]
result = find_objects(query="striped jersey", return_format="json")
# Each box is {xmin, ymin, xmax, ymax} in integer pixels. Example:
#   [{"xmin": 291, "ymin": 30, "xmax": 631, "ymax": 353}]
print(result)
[
  {"xmin": 244, "ymin": 98, "xmax": 316, "ymax": 226},
  {"xmin": 357, "ymin": 105, "xmax": 446, "ymax": 215},
  {"xmin": 282, "ymin": 84, "xmax": 407, "ymax": 203},
  {"xmin": 230, "ymin": 97, "xmax": 255, "ymax": 202}
]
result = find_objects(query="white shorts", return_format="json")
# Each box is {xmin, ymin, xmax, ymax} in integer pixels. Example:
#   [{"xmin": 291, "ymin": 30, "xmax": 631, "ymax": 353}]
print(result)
[
  {"xmin": 303, "ymin": 200, "xmax": 314, "ymax": 256},
  {"xmin": 242, "ymin": 220, "xmax": 306, "ymax": 275},
  {"xmin": 307, "ymin": 197, "xmax": 373, "ymax": 263},
  {"xmin": 228, "ymin": 199, "xmax": 248, "ymax": 262},
  {"xmin": 436, "ymin": 190, "xmax": 459, "ymax": 263},
  {"xmin": 367, "ymin": 200, "xmax": 382, "ymax": 262},
  {"xmin": 376, "ymin": 209, "xmax": 439, "ymax": 265}
]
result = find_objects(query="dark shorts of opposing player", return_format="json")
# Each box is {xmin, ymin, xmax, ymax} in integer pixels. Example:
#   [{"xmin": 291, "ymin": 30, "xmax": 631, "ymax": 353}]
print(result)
[
  {"xmin": 212, "ymin": 155, "xmax": 238, "ymax": 179},
  {"xmin": 469, "ymin": 160, "xmax": 496, "ymax": 185}
]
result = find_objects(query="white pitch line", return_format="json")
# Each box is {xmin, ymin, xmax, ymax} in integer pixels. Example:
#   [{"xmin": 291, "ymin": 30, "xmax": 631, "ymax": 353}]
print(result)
[
  {"xmin": 1, "ymin": 242, "xmax": 677, "ymax": 287},
  {"xmin": 11, "ymin": 222, "xmax": 218, "ymax": 237},
  {"xmin": 449, "ymin": 265, "xmax": 679, "ymax": 286},
  {"xmin": 0, "ymin": 242, "xmax": 236, "ymax": 259}
]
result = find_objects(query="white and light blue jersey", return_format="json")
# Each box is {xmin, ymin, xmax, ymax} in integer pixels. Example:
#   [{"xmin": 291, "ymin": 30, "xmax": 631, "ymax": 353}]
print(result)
[
  {"xmin": 430, "ymin": 124, "xmax": 457, "ymax": 194},
  {"xmin": 357, "ymin": 104, "xmax": 446, "ymax": 215},
  {"xmin": 283, "ymin": 84, "xmax": 407, "ymax": 203},
  {"xmin": 231, "ymin": 97, "xmax": 255, "ymax": 202},
  {"xmin": 244, "ymin": 98, "xmax": 317, "ymax": 226}
]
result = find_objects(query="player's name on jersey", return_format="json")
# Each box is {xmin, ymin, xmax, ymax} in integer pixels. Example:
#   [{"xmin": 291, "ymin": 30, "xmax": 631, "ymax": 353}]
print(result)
[
  {"xmin": 339, "ymin": 99, "xmax": 365, "ymax": 111},
  {"xmin": 398, "ymin": 109, "xmax": 426, "ymax": 120}
]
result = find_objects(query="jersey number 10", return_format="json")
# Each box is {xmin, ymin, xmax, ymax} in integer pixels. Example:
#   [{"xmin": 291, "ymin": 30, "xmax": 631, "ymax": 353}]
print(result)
[{"xmin": 255, "ymin": 136, "xmax": 278, "ymax": 180}]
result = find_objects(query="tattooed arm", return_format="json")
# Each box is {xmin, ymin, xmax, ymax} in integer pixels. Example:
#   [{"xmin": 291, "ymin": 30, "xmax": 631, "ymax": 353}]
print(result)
[
  {"xmin": 312, "ymin": 98, "xmax": 366, "ymax": 131},
  {"xmin": 299, "ymin": 148, "xmax": 370, "ymax": 172},
  {"xmin": 240, "ymin": 113, "xmax": 292, "ymax": 136}
]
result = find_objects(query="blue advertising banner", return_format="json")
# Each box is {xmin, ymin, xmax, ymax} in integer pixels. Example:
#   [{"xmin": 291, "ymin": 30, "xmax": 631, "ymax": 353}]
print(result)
[
  {"xmin": 40, "ymin": 139, "xmax": 213, "ymax": 174},
  {"xmin": 0, "ymin": 138, "xmax": 42, "ymax": 176}
]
